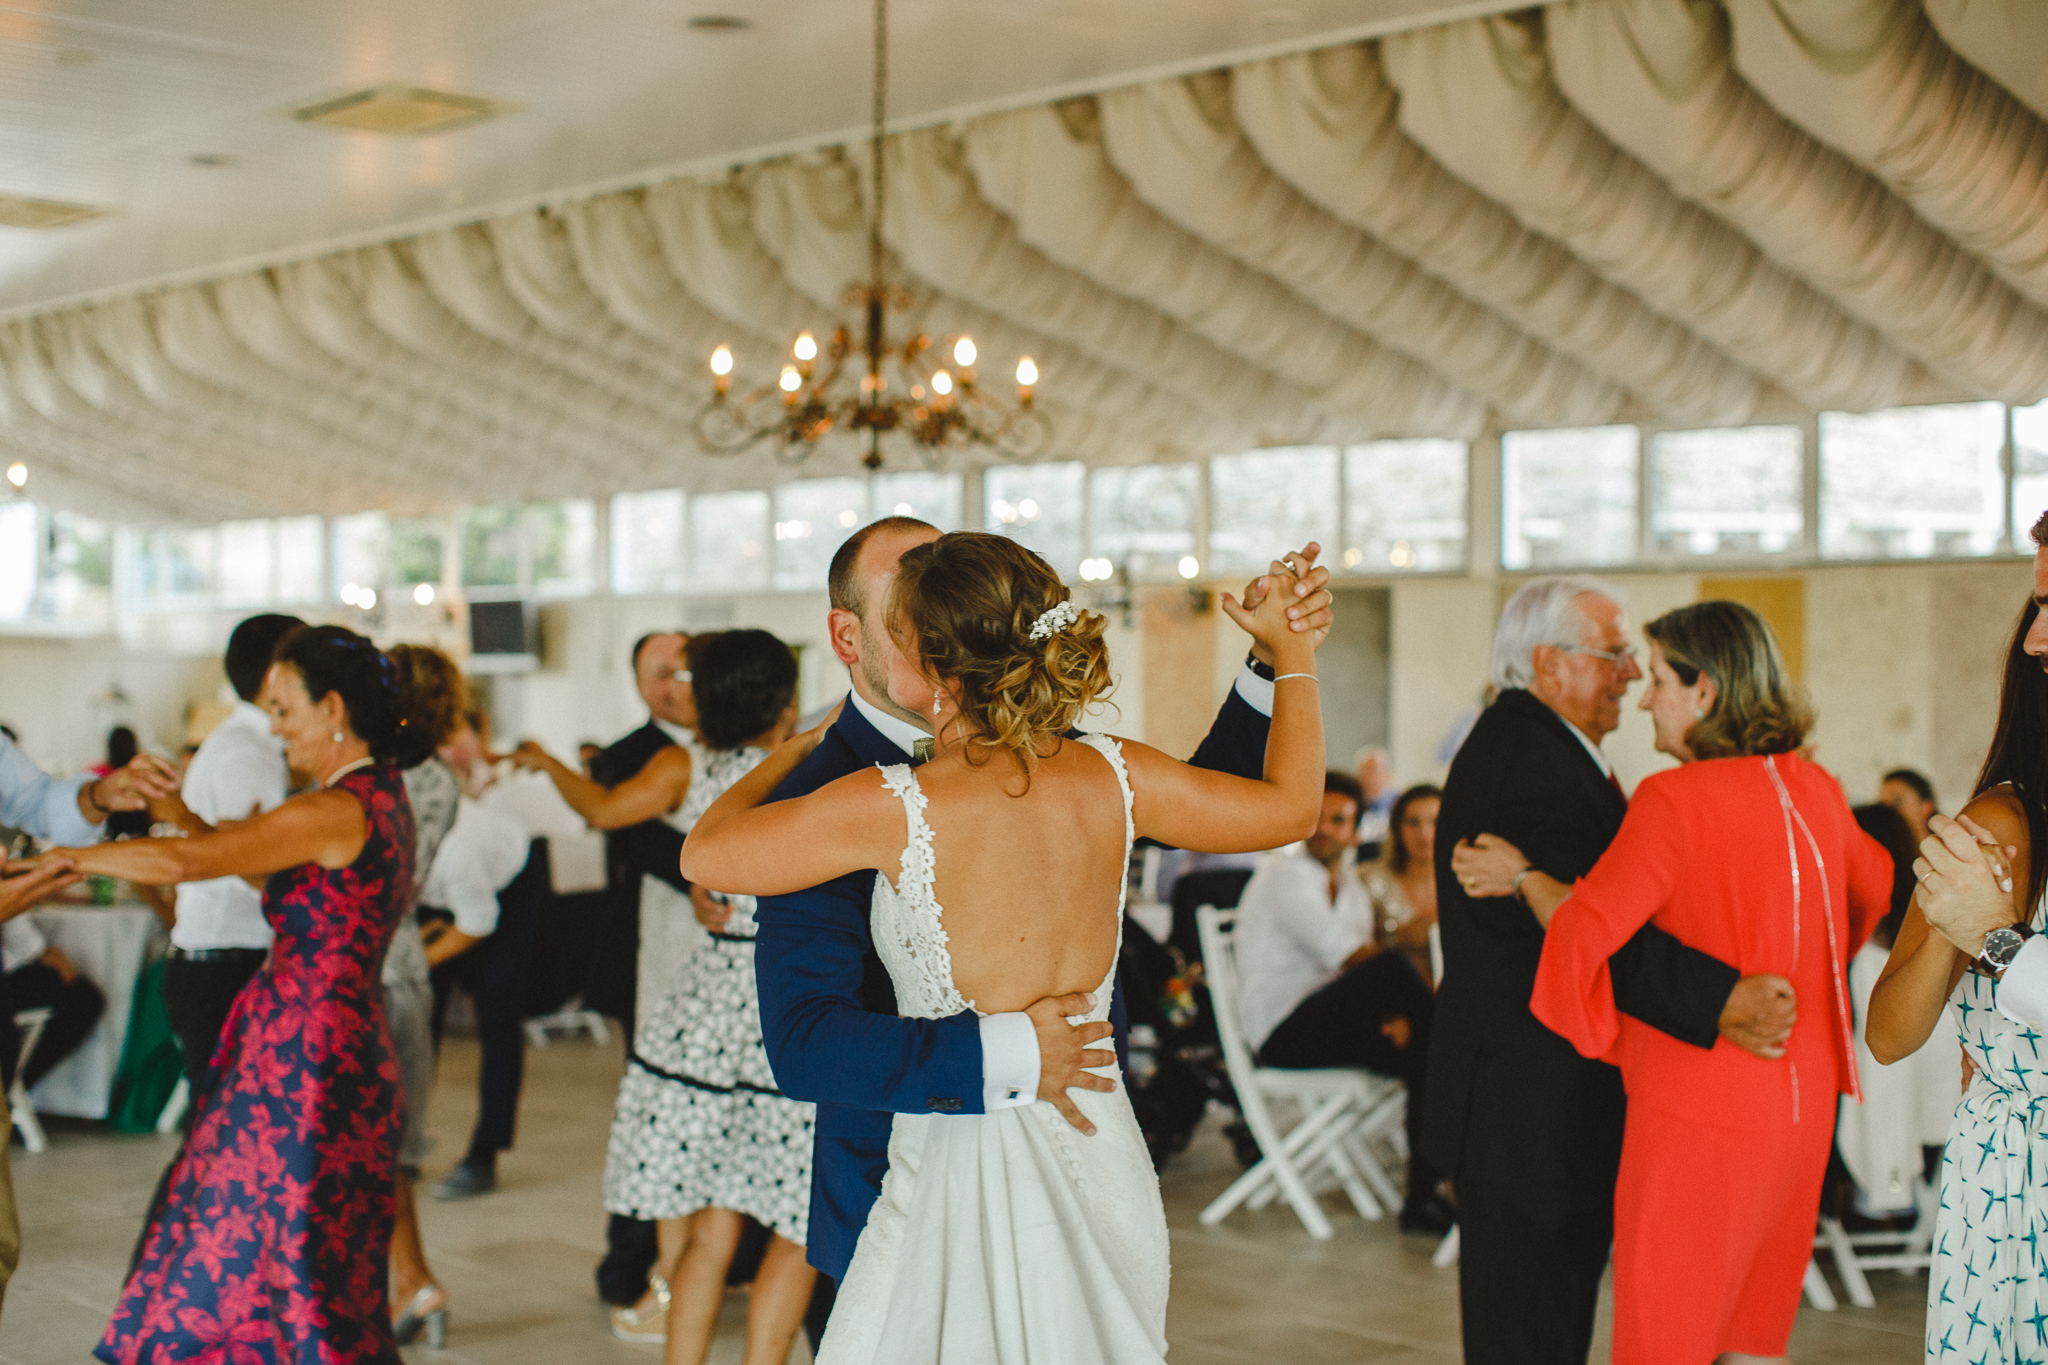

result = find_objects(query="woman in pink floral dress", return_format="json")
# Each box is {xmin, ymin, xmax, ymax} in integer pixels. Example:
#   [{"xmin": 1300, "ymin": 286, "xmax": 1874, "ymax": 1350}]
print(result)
[{"xmin": 54, "ymin": 626, "xmax": 428, "ymax": 1365}]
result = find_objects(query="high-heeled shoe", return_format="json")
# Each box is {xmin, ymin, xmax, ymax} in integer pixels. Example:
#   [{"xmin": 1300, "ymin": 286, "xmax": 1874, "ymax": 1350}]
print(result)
[
  {"xmin": 393, "ymin": 1284, "xmax": 450, "ymax": 1348},
  {"xmin": 609, "ymin": 1272, "xmax": 670, "ymax": 1343}
]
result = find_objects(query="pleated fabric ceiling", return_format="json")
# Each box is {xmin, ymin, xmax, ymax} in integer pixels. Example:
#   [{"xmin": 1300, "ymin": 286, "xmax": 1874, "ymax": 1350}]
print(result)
[{"xmin": 5, "ymin": 0, "xmax": 2047, "ymax": 523}]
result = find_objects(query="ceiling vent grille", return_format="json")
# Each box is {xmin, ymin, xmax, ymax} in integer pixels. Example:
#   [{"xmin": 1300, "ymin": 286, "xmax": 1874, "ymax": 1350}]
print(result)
[
  {"xmin": 292, "ymin": 85, "xmax": 512, "ymax": 136},
  {"xmin": 0, "ymin": 195, "xmax": 110, "ymax": 229}
]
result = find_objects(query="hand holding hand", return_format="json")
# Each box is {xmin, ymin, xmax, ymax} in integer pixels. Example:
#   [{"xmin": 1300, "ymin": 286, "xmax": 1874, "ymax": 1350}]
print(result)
[
  {"xmin": 1237, "ymin": 543, "xmax": 1334, "ymax": 660},
  {"xmin": 1719, "ymin": 973, "xmax": 1797, "ymax": 1059},
  {"xmin": 1915, "ymin": 812, "xmax": 2019, "ymax": 958},
  {"xmin": 0, "ymin": 854, "xmax": 82, "ymax": 923},
  {"xmin": 507, "ymin": 741, "xmax": 551, "ymax": 772},
  {"xmin": 95, "ymin": 754, "xmax": 181, "ymax": 813},
  {"xmin": 1221, "ymin": 565, "xmax": 1312, "ymax": 672},
  {"xmin": 1026, "ymin": 991, "xmax": 1116, "ymax": 1136},
  {"xmin": 690, "ymin": 883, "xmax": 732, "ymax": 933},
  {"xmin": 1450, "ymin": 834, "xmax": 1531, "ymax": 899}
]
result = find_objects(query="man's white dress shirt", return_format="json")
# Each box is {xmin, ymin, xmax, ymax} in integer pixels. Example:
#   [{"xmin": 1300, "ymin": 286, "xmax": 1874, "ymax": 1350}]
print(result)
[
  {"xmin": 171, "ymin": 702, "xmax": 287, "ymax": 952},
  {"xmin": 1233, "ymin": 843, "xmax": 1374, "ymax": 1051},
  {"xmin": 848, "ymin": 662, "xmax": 1278, "ymax": 1110},
  {"xmin": 420, "ymin": 797, "xmax": 532, "ymax": 937}
]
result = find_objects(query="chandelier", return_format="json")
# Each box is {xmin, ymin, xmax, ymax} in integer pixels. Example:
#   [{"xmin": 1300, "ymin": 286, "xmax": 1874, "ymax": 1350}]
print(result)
[{"xmin": 691, "ymin": 0, "xmax": 1049, "ymax": 470}]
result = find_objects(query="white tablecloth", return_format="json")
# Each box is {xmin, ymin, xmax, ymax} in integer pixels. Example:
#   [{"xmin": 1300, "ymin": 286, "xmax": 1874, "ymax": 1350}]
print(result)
[{"xmin": 25, "ymin": 902, "xmax": 166, "ymax": 1119}]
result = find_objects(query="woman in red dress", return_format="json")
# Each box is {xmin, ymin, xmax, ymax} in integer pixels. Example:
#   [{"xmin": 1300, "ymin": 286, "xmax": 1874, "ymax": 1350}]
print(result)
[
  {"xmin": 53, "ymin": 626, "xmax": 426, "ymax": 1365},
  {"xmin": 1452, "ymin": 601, "xmax": 1891, "ymax": 1364}
]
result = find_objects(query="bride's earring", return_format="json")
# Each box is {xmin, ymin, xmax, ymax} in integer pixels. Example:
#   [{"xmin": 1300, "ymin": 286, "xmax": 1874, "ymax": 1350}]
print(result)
[
  {"xmin": 333, "ymin": 729, "xmax": 346, "ymax": 743},
  {"xmin": 932, "ymin": 692, "xmax": 944, "ymax": 719}
]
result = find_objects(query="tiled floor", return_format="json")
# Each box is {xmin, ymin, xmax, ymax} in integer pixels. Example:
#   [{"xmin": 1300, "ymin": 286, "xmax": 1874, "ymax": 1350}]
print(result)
[{"xmin": 2, "ymin": 1035, "xmax": 1923, "ymax": 1363}]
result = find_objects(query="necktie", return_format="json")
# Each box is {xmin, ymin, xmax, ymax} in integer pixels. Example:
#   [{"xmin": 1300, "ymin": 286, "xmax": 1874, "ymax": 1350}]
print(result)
[
  {"xmin": 913, "ymin": 738, "xmax": 936, "ymax": 764},
  {"xmin": 1609, "ymin": 772, "xmax": 1626, "ymax": 799}
]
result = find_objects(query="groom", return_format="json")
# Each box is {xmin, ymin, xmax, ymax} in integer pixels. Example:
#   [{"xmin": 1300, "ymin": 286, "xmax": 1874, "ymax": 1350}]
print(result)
[{"xmin": 752, "ymin": 517, "xmax": 1333, "ymax": 1319}]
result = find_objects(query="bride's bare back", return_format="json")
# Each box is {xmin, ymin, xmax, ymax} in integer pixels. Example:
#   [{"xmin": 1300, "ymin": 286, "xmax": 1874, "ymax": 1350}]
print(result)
[{"xmin": 913, "ymin": 739, "xmax": 1129, "ymax": 1014}]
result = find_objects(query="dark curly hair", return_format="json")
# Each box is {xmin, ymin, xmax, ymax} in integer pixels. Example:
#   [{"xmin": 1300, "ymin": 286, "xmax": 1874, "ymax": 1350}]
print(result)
[
  {"xmin": 272, "ymin": 625, "xmax": 434, "ymax": 767},
  {"xmin": 692, "ymin": 629, "xmax": 798, "ymax": 750},
  {"xmin": 887, "ymin": 531, "xmax": 1113, "ymax": 784}
]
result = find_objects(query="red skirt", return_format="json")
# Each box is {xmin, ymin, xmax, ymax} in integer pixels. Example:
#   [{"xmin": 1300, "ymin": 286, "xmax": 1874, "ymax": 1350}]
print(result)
[{"xmin": 1610, "ymin": 1099, "xmax": 1832, "ymax": 1364}]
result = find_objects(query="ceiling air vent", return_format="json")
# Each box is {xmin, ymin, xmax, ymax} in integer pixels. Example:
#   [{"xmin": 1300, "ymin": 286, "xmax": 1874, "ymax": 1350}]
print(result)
[
  {"xmin": 0, "ymin": 195, "xmax": 110, "ymax": 228},
  {"xmin": 291, "ymin": 85, "xmax": 512, "ymax": 136}
]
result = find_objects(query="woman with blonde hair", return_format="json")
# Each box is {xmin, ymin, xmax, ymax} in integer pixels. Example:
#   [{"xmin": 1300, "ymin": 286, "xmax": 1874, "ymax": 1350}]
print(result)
[
  {"xmin": 683, "ymin": 530, "xmax": 1325, "ymax": 1363},
  {"xmin": 1452, "ymin": 601, "xmax": 1891, "ymax": 1364}
]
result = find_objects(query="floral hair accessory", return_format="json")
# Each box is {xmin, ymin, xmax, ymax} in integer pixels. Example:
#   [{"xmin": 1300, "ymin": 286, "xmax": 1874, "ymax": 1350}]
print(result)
[{"xmin": 1027, "ymin": 600, "xmax": 1080, "ymax": 642}]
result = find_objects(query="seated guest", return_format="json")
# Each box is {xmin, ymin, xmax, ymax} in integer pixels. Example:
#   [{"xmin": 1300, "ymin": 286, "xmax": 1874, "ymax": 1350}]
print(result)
[
  {"xmin": 420, "ymin": 793, "xmax": 545, "ymax": 1201},
  {"xmin": 0, "ymin": 917, "xmax": 103, "ymax": 1092},
  {"xmin": 1878, "ymin": 766, "xmax": 1937, "ymax": 846},
  {"xmin": 1234, "ymin": 770, "xmax": 1447, "ymax": 1232},
  {"xmin": 1361, "ymin": 783, "xmax": 1442, "ymax": 985},
  {"xmin": 1354, "ymin": 746, "xmax": 1395, "ymax": 859}
]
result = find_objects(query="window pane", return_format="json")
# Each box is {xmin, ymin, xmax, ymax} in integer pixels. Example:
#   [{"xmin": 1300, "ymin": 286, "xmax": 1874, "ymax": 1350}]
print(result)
[
  {"xmin": 135, "ymin": 527, "xmax": 217, "ymax": 603},
  {"xmin": 986, "ymin": 463, "xmax": 1085, "ymax": 572},
  {"xmin": 687, "ymin": 491, "xmax": 771, "ymax": 591},
  {"xmin": 1342, "ymin": 439, "xmax": 1467, "ymax": 573},
  {"xmin": 1820, "ymin": 402, "xmax": 2006, "ymax": 559},
  {"xmin": 611, "ymin": 490, "xmax": 686, "ymax": 594},
  {"xmin": 1647, "ymin": 426, "xmax": 1803, "ymax": 557},
  {"xmin": 462, "ymin": 506, "xmax": 521, "ymax": 588},
  {"xmin": 528, "ymin": 500, "xmax": 595, "ymax": 597},
  {"xmin": 871, "ymin": 471, "xmax": 961, "ymax": 531},
  {"xmin": 1209, "ymin": 447, "xmax": 1339, "ymax": 580},
  {"xmin": 389, "ymin": 517, "xmax": 445, "ymax": 589},
  {"xmin": 275, "ymin": 517, "xmax": 324, "ymax": 602},
  {"xmin": 1502, "ymin": 426, "xmax": 1639, "ymax": 570},
  {"xmin": 217, "ymin": 520, "xmax": 275, "ymax": 606},
  {"xmin": 774, "ymin": 478, "xmax": 868, "ymax": 592},
  {"xmin": 39, "ymin": 510, "xmax": 111, "ymax": 622},
  {"xmin": 0, "ymin": 503, "xmax": 34, "ymax": 619},
  {"xmin": 1088, "ymin": 463, "xmax": 1198, "ymax": 582},
  {"xmin": 2015, "ymin": 399, "xmax": 2048, "ymax": 551},
  {"xmin": 330, "ymin": 512, "xmax": 388, "ymax": 600}
]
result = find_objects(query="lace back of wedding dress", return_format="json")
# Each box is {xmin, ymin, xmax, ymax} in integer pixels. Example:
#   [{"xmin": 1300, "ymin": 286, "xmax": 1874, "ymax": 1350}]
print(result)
[{"xmin": 872, "ymin": 733, "xmax": 1132, "ymax": 1025}]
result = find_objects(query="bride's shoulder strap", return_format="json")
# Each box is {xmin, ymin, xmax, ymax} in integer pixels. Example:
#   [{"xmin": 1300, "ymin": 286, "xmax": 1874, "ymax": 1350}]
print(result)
[{"xmin": 1076, "ymin": 733, "xmax": 1135, "ymax": 845}]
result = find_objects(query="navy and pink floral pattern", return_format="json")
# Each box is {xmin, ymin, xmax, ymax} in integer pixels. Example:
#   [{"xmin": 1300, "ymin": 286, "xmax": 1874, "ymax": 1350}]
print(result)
[{"xmin": 97, "ymin": 764, "xmax": 415, "ymax": 1365}]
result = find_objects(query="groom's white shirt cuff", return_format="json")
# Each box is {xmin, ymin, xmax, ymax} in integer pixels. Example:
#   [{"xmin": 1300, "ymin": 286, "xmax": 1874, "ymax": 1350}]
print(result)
[
  {"xmin": 1998, "ymin": 936, "xmax": 2048, "ymax": 1030},
  {"xmin": 981, "ymin": 1013, "xmax": 1039, "ymax": 1111},
  {"xmin": 1234, "ymin": 663, "xmax": 1275, "ymax": 718}
]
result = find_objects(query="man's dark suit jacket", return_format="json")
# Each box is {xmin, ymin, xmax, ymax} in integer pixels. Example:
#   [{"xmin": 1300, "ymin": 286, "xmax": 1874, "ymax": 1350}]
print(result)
[
  {"xmin": 755, "ymin": 689, "xmax": 1272, "ymax": 1280},
  {"xmin": 583, "ymin": 719, "xmax": 690, "ymax": 1022},
  {"xmin": 1420, "ymin": 688, "xmax": 1740, "ymax": 1221}
]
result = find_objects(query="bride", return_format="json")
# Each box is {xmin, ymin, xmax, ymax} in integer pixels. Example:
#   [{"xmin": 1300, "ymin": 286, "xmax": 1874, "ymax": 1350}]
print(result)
[{"xmin": 682, "ymin": 530, "xmax": 1323, "ymax": 1363}]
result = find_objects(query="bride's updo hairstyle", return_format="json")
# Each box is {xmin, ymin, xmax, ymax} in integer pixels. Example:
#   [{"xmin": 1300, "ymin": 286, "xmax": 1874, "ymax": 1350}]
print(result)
[{"xmin": 887, "ymin": 531, "xmax": 1112, "ymax": 777}]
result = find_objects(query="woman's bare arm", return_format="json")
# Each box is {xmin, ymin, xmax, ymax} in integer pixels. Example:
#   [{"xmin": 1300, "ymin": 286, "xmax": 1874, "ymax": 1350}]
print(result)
[
  {"xmin": 514, "ymin": 742, "xmax": 691, "ymax": 830},
  {"xmin": 48, "ymin": 788, "xmax": 368, "ymax": 885},
  {"xmin": 1868, "ymin": 790, "xmax": 2025, "ymax": 1064},
  {"xmin": 681, "ymin": 764, "xmax": 901, "ymax": 897}
]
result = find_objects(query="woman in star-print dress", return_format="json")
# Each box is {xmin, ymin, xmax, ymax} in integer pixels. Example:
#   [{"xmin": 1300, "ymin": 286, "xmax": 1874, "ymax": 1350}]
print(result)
[{"xmin": 53, "ymin": 627, "xmax": 429, "ymax": 1365}]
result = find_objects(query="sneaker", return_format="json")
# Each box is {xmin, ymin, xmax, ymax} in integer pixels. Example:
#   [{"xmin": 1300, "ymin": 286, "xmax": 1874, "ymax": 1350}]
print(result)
[{"xmin": 431, "ymin": 1158, "xmax": 497, "ymax": 1201}]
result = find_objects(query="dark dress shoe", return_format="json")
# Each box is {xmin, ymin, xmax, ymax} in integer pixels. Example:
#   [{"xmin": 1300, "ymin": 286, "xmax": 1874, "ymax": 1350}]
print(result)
[
  {"xmin": 1399, "ymin": 1193, "xmax": 1457, "ymax": 1237},
  {"xmin": 431, "ymin": 1159, "xmax": 497, "ymax": 1201}
]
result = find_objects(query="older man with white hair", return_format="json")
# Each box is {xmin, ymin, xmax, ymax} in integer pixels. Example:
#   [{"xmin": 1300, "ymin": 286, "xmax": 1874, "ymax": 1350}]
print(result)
[{"xmin": 1422, "ymin": 576, "xmax": 1799, "ymax": 1365}]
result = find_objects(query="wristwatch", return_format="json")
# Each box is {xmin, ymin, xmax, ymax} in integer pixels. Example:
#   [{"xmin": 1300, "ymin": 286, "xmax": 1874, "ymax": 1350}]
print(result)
[
  {"xmin": 1976, "ymin": 922, "xmax": 2037, "ymax": 979},
  {"xmin": 1244, "ymin": 650, "xmax": 1277, "ymax": 683}
]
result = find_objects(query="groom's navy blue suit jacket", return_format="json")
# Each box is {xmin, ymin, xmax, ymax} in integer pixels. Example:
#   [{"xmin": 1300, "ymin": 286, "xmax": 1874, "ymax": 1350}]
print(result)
[{"xmin": 754, "ymin": 687, "xmax": 1273, "ymax": 1279}]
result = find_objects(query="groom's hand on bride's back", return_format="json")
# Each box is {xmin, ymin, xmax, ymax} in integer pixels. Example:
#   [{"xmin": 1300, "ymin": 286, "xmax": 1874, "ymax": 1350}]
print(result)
[{"xmin": 1028, "ymin": 992, "xmax": 1116, "ymax": 1136}]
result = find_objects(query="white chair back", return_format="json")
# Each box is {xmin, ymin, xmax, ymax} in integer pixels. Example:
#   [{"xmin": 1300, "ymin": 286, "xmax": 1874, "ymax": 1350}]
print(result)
[{"xmin": 1195, "ymin": 906, "xmax": 1259, "ymax": 1080}]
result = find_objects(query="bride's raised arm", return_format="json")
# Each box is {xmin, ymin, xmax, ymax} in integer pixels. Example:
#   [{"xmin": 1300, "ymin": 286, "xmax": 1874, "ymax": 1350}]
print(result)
[
  {"xmin": 1119, "ymin": 570, "xmax": 1325, "ymax": 855},
  {"xmin": 681, "ymin": 709, "xmax": 903, "ymax": 897}
]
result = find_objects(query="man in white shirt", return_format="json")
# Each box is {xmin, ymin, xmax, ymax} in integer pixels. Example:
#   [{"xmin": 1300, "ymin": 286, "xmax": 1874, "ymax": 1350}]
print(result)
[
  {"xmin": 158, "ymin": 614, "xmax": 302, "ymax": 1100},
  {"xmin": 1234, "ymin": 769, "xmax": 1445, "ymax": 1232}
]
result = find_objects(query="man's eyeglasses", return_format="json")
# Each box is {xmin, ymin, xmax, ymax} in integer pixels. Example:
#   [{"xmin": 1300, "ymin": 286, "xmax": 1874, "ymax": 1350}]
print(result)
[{"xmin": 1562, "ymin": 644, "xmax": 1637, "ymax": 667}]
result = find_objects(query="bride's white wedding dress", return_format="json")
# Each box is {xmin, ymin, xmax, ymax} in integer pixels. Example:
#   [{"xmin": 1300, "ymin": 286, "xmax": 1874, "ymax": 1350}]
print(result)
[{"xmin": 817, "ymin": 733, "xmax": 1171, "ymax": 1365}]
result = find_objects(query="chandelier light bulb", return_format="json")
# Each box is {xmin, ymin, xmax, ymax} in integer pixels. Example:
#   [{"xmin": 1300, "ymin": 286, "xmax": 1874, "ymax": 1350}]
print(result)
[
  {"xmin": 1015, "ymin": 356, "xmax": 1038, "ymax": 387},
  {"xmin": 413, "ymin": 583, "xmax": 436, "ymax": 606},
  {"xmin": 358, "ymin": 587, "xmax": 377, "ymax": 610},
  {"xmin": 709, "ymin": 345, "xmax": 734, "ymax": 377},
  {"xmin": 340, "ymin": 583, "xmax": 360, "ymax": 606},
  {"xmin": 953, "ymin": 336, "xmax": 977, "ymax": 368},
  {"xmin": 780, "ymin": 365, "xmax": 803, "ymax": 393},
  {"xmin": 893, "ymin": 502, "xmax": 915, "ymax": 515},
  {"xmin": 932, "ymin": 369, "xmax": 953, "ymax": 396},
  {"xmin": 793, "ymin": 331, "xmax": 819, "ymax": 362},
  {"xmin": 1017, "ymin": 498, "xmax": 1040, "ymax": 521},
  {"xmin": 837, "ymin": 508, "xmax": 859, "ymax": 528},
  {"xmin": 4, "ymin": 462, "xmax": 24, "ymax": 489},
  {"xmin": 1178, "ymin": 556, "xmax": 1200, "ymax": 580}
]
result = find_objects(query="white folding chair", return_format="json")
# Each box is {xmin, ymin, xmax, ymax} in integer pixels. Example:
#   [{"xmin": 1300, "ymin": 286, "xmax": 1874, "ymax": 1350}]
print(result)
[
  {"xmin": 523, "ymin": 998, "xmax": 610, "ymax": 1048},
  {"xmin": 9, "ymin": 1007, "xmax": 52, "ymax": 1153},
  {"xmin": 1806, "ymin": 1174, "xmax": 1937, "ymax": 1310},
  {"xmin": 1196, "ymin": 906, "xmax": 1402, "ymax": 1239}
]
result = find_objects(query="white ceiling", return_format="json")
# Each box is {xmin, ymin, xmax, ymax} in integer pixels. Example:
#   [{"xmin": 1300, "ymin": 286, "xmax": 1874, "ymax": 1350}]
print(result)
[{"xmin": 0, "ymin": 0, "xmax": 1517, "ymax": 315}]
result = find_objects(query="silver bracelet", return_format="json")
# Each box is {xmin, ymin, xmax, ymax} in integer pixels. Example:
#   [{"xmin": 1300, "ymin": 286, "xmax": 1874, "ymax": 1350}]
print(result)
[
  {"xmin": 1511, "ymin": 867, "xmax": 1533, "ymax": 902},
  {"xmin": 1272, "ymin": 673, "xmax": 1318, "ymax": 683}
]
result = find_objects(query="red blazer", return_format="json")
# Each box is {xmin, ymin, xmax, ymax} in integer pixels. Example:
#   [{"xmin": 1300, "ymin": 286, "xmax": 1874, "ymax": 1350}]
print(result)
[{"xmin": 1531, "ymin": 753, "xmax": 1891, "ymax": 1130}]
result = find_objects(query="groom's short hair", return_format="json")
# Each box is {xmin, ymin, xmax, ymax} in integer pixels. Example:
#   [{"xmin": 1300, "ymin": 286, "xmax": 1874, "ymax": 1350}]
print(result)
[{"xmin": 828, "ymin": 516, "xmax": 939, "ymax": 617}]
